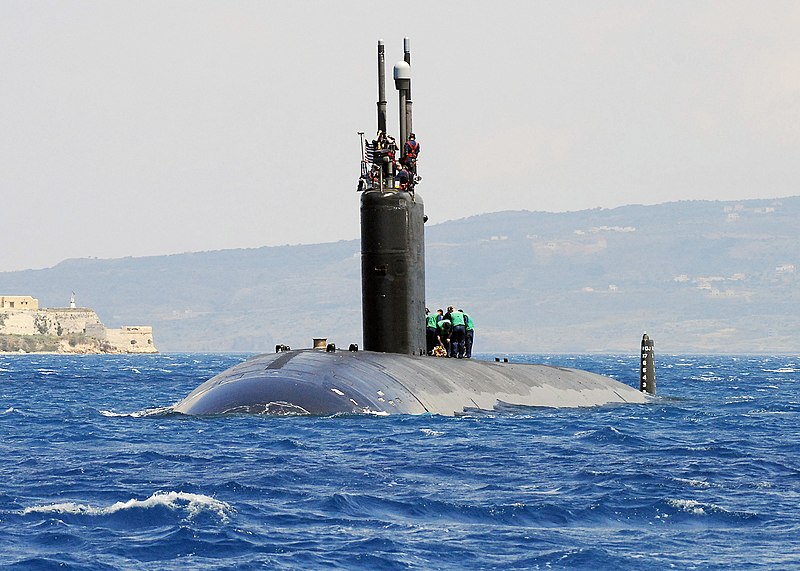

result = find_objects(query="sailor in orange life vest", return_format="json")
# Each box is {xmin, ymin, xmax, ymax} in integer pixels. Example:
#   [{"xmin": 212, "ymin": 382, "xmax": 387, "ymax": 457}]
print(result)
[{"xmin": 402, "ymin": 132, "xmax": 420, "ymax": 173}]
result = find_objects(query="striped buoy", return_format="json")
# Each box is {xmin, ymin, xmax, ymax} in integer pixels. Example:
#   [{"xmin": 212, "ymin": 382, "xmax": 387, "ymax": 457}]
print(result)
[{"xmin": 640, "ymin": 333, "xmax": 656, "ymax": 395}]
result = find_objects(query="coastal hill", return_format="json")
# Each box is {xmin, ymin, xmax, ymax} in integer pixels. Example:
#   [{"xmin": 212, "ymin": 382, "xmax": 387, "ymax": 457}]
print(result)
[{"xmin": 0, "ymin": 197, "xmax": 797, "ymax": 354}]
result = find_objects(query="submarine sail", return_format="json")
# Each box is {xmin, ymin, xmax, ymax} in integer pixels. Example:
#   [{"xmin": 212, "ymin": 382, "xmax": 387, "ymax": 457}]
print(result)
[{"xmin": 173, "ymin": 39, "xmax": 649, "ymax": 416}]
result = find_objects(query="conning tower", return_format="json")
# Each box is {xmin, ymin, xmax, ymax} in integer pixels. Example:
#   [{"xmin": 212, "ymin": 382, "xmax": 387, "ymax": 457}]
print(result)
[{"xmin": 360, "ymin": 39, "xmax": 426, "ymax": 356}]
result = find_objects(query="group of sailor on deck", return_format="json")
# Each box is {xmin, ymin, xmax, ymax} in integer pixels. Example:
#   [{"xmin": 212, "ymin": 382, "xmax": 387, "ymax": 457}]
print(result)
[
  {"xmin": 426, "ymin": 307, "xmax": 474, "ymax": 359},
  {"xmin": 359, "ymin": 131, "xmax": 420, "ymax": 192}
]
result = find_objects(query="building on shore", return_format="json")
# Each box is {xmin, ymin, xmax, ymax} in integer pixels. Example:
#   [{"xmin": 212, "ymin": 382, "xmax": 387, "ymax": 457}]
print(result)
[
  {"xmin": 0, "ymin": 294, "xmax": 157, "ymax": 353},
  {"xmin": 0, "ymin": 296, "xmax": 39, "ymax": 310}
]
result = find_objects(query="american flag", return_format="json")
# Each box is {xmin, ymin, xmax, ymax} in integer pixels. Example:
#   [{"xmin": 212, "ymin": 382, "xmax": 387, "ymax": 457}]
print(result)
[{"xmin": 364, "ymin": 140, "xmax": 374, "ymax": 163}]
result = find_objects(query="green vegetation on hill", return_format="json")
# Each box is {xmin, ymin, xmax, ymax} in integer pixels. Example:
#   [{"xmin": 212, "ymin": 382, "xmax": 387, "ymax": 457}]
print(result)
[
  {"xmin": 0, "ymin": 334, "xmax": 60, "ymax": 353},
  {"xmin": 0, "ymin": 333, "xmax": 117, "ymax": 354},
  {"xmin": 1, "ymin": 197, "xmax": 798, "ymax": 353}
]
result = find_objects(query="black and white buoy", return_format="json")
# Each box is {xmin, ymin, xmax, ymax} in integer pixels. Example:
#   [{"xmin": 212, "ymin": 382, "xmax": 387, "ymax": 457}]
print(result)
[{"xmin": 640, "ymin": 333, "xmax": 656, "ymax": 395}]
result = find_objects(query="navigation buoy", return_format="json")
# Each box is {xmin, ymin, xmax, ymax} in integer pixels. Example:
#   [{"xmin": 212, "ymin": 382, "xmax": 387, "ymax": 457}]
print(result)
[{"xmin": 640, "ymin": 333, "xmax": 656, "ymax": 395}]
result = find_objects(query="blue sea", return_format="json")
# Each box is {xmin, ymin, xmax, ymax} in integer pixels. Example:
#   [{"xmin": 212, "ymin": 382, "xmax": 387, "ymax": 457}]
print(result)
[{"xmin": 1, "ymin": 352, "xmax": 799, "ymax": 570}]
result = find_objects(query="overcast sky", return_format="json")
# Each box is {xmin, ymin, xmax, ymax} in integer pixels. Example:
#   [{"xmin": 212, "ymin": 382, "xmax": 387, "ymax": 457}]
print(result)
[{"xmin": 2, "ymin": 1, "xmax": 799, "ymax": 272}]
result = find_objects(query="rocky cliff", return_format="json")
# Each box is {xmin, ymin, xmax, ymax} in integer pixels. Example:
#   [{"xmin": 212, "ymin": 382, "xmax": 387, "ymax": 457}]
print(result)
[{"xmin": 0, "ymin": 307, "xmax": 157, "ymax": 353}]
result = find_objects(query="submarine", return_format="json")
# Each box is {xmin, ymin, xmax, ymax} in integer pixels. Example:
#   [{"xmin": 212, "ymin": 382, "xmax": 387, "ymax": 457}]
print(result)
[{"xmin": 173, "ymin": 39, "xmax": 651, "ymax": 416}]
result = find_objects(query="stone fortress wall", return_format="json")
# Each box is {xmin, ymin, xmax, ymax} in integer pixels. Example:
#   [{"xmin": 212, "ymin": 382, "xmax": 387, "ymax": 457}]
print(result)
[
  {"xmin": 85, "ymin": 322, "xmax": 156, "ymax": 353},
  {"xmin": 0, "ymin": 296, "xmax": 157, "ymax": 353}
]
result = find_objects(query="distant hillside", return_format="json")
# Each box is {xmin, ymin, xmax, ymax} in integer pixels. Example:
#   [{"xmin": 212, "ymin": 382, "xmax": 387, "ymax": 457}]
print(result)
[{"xmin": 1, "ymin": 197, "xmax": 798, "ymax": 353}]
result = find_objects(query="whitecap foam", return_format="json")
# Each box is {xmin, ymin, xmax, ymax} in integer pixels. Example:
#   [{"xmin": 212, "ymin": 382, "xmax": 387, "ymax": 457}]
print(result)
[
  {"xmin": 725, "ymin": 395, "xmax": 755, "ymax": 404},
  {"xmin": 2, "ymin": 407, "xmax": 16, "ymax": 415},
  {"xmin": 328, "ymin": 408, "xmax": 390, "ymax": 418},
  {"xmin": 668, "ymin": 499, "xmax": 708, "ymax": 515},
  {"xmin": 667, "ymin": 498, "xmax": 735, "ymax": 516},
  {"xmin": 674, "ymin": 477, "xmax": 711, "ymax": 488},
  {"xmin": 421, "ymin": 428, "xmax": 443, "ymax": 436},
  {"xmin": 21, "ymin": 491, "xmax": 232, "ymax": 522},
  {"xmin": 745, "ymin": 409, "xmax": 790, "ymax": 416},
  {"xmin": 362, "ymin": 409, "xmax": 390, "ymax": 416},
  {"xmin": 518, "ymin": 486, "xmax": 562, "ymax": 495},
  {"xmin": 99, "ymin": 406, "xmax": 173, "ymax": 418}
]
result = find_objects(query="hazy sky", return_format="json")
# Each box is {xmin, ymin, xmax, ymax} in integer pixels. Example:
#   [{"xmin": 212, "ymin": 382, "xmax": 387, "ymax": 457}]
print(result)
[{"xmin": 2, "ymin": 1, "xmax": 799, "ymax": 272}]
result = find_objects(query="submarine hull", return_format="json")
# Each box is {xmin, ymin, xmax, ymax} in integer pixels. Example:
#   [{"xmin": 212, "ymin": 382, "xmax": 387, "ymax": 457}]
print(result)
[{"xmin": 173, "ymin": 350, "xmax": 647, "ymax": 416}]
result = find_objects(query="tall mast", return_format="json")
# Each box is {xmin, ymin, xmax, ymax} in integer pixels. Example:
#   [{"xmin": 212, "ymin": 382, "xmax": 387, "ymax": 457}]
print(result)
[
  {"xmin": 403, "ymin": 37, "xmax": 413, "ymax": 139},
  {"xmin": 377, "ymin": 40, "xmax": 387, "ymax": 136}
]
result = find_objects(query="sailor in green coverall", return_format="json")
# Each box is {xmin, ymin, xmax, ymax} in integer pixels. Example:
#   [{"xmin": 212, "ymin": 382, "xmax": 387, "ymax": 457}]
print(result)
[
  {"xmin": 425, "ymin": 308, "xmax": 438, "ymax": 355},
  {"xmin": 436, "ymin": 311, "xmax": 452, "ymax": 357},
  {"xmin": 445, "ymin": 306, "xmax": 466, "ymax": 358},
  {"xmin": 461, "ymin": 309, "xmax": 474, "ymax": 358}
]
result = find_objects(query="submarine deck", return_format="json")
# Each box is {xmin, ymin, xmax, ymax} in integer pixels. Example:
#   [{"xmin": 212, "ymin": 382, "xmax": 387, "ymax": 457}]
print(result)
[{"xmin": 173, "ymin": 349, "xmax": 648, "ymax": 416}]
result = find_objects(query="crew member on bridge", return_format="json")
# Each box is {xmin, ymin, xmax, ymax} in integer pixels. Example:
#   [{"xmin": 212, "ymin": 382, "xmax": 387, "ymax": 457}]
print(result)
[
  {"xmin": 372, "ymin": 131, "xmax": 399, "ymax": 183},
  {"xmin": 396, "ymin": 165, "xmax": 412, "ymax": 192},
  {"xmin": 386, "ymin": 135, "xmax": 398, "ymax": 180},
  {"xmin": 402, "ymin": 132, "xmax": 420, "ymax": 173}
]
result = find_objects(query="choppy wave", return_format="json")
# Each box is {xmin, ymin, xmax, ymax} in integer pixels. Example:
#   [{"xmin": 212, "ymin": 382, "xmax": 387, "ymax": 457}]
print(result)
[
  {"xmin": 673, "ymin": 477, "xmax": 711, "ymax": 488},
  {"xmin": 98, "ymin": 406, "xmax": 175, "ymax": 418},
  {"xmin": 421, "ymin": 428, "xmax": 444, "ymax": 437},
  {"xmin": 21, "ymin": 491, "xmax": 232, "ymax": 522},
  {"xmin": 667, "ymin": 498, "xmax": 714, "ymax": 515}
]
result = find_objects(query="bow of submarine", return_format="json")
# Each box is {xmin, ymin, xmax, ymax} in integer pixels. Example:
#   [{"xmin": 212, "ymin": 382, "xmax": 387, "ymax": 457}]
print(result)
[{"xmin": 173, "ymin": 349, "xmax": 428, "ymax": 415}]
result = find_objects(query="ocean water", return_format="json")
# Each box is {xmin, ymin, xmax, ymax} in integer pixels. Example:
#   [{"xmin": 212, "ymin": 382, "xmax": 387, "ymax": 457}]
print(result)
[{"xmin": 1, "ymin": 352, "xmax": 799, "ymax": 570}]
